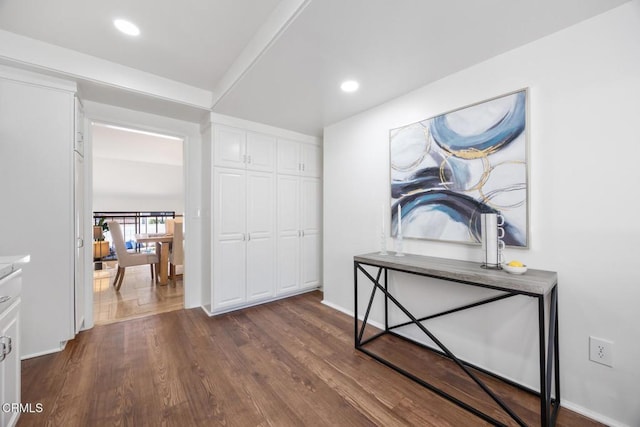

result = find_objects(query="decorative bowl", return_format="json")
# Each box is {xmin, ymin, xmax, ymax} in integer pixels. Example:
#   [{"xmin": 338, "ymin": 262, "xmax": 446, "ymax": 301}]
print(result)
[{"xmin": 502, "ymin": 263, "xmax": 528, "ymax": 275}]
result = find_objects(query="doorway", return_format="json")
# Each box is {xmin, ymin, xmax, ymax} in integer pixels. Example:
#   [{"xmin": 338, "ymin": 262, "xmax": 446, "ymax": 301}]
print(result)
[{"xmin": 90, "ymin": 122, "xmax": 185, "ymax": 324}]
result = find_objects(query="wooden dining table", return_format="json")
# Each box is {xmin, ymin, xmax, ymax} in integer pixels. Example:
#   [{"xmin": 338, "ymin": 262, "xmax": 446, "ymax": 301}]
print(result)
[{"xmin": 134, "ymin": 233, "xmax": 173, "ymax": 285}]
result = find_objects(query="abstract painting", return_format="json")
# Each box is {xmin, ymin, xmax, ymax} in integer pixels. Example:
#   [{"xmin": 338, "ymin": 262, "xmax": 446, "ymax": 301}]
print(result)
[{"xmin": 390, "ymin": 89, "xmax": 528, "ymax": 247}]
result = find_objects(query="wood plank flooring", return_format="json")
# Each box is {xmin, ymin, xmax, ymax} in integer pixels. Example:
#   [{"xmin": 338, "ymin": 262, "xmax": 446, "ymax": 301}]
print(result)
[
  {"xmin": 93, "ymin": 262, "xmax": 184, "ymax": 325},
  {"xmin": 19, "ymin": 291, "xmax": 603, "ymax": 426}
]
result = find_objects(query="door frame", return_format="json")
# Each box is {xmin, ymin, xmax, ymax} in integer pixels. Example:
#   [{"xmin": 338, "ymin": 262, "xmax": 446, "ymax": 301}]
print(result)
[{"xmin": 81, "ymin": 103, "xmax": 202, "ymax": 330}]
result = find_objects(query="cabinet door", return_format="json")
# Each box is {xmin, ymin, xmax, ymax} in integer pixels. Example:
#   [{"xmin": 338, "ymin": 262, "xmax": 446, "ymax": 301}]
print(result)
[
  {"xmin": 246, "ymin": 132, "xmax": 275, "ymax": 172},
  {"xmin": 246, "ymin": 171, "xmax": 275, "ymax": 301},
  {"xmin": 213, "ymin": 169, "xmax": 247, "ymax": 309},
  {"xmin": 214, "ymin": 125, "xmax": 246, "ymax": 168},
  {"xmin": 301, "ymin": 178, "xmax": 321, "ymax": 234},
  {"xmin": 301, "ymin": 143, "xmax": 322, "ymax": 177},
  {"xmin": 301, "ymin": 233, "xmax": 321, "ymax": 289},
  {"xmin": 277, "ymin": 138, "xmax": 301, "ymax": 175},
  {"xmin": 300, "ymin": 178, "xmax": 321, "ymax": 289},
  {"xmin": 0, "ymin": 301, "xmax": 20, "ymax": 427},
  {"xmin": 276, "ymin": 175, "xmax": 300, "ymax": 294}
]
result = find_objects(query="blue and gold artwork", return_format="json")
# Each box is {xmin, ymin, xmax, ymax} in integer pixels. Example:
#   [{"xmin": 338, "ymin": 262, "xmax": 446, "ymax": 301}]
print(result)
[{"xmin": 390, "ymin": 89, "xmax": 528, "ymax": 247}]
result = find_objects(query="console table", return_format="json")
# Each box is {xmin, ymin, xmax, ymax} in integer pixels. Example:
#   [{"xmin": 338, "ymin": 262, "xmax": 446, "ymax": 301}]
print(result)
[{"xmin": 353, "ymin": 252, "xmax": 559, "ymax": 426}]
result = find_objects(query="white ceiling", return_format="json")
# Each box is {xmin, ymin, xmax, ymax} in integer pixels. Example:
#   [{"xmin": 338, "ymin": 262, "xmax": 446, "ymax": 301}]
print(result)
[
  {"xmin": 92, "ymin": 123, "xmax": 183, "ymax": 166},
  {"xmin": 0, "ymin": 0, "xmax": 630, "ymax": 136}
]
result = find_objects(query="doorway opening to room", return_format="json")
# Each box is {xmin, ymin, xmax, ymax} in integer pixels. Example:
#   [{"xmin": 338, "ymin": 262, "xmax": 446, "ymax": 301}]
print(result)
[{"xmin": 90, "ymin": 122, "xmax": 185, "ymax": 325}]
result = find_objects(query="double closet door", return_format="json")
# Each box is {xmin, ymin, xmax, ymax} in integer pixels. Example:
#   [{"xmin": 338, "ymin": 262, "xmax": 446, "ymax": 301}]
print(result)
[{"xmin": 212, "ymin": 168, "xmax": 276, "ymax": 311}]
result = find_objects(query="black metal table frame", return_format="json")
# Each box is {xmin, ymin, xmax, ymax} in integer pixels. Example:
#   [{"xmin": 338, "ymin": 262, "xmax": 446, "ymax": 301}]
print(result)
[{"xmin": 354, "ymin": 259, "xmax": 560, "ymax": 427}]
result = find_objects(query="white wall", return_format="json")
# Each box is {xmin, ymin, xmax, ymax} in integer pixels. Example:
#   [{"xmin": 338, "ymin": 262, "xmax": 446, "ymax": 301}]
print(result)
[
  {"xmin": 84, "ymin": 101, "xmax": 204, "ymax": 309},
  {"xmin": 323, "ymin": 2, "xmax": 640, "ymax": 426},
  {"xmin": 92, "ymin": 157, "xmax": 184, "ymax": 213}
]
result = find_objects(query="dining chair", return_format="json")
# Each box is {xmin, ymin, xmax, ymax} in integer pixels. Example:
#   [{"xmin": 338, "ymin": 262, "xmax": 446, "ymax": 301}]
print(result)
[
  {"xmin": 166, "ymin": 218, "xmax": 175, "ymax": 235},
  {"xmin": 169, "ymin": 218, "xmax": 184, "ymax": 284},
  {"xmin": 107, "ymin": 221, "xmax": 159, "ymax": 291}
]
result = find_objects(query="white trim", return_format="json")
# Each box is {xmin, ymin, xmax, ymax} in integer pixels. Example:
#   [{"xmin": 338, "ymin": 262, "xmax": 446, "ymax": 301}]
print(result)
[
  {"xmin": 0, "ymin": 29, "xmax": 212, "ymax": 109},
  {"xmin": 22, "ymin": 341, "xmax": 67, "ymax": 360},
  {"xmin": 205, "ymin": 288, "xmax": 321, "ymax": 316},
  {"xmin": 320, "ymin": 299, "xmax": 385, "ymax": 331},
  {"xmin": 83, "ymin": 100, "xmax": 202, "ymax": 310},
  {"xmin": 560, "ymin": 400, "xmax": 629, "ymax": 427},
  {"xmin": 0, "ymin": 63, "xmax": 76, "ymax": 92}
]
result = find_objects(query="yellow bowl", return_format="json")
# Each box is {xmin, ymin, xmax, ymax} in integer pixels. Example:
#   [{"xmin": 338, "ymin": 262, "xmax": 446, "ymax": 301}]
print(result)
[{"xmin": 502, "ymin": 263, "xmax": 528, "ymax": 274}]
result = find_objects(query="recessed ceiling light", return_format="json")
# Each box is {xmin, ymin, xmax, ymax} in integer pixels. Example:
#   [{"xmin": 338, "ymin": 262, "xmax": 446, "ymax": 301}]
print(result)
[
  {"xmin": 341, "ymin": 80, "xmax": 359, "ymax": 93},
  {"xmin": 114, "ymin": 19, "xmax": 140, "ymax": 36}
]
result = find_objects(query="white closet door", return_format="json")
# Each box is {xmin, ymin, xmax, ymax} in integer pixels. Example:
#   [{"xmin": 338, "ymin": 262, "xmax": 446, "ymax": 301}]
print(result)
[
  {"xmin": 301, "ymin": 178, "xmax": 321, "ymax": 289},
  {"xmin": 277, "ymin": 138, "xmax": 301, "ymax": 175},
  {"xmin": 246, "ymin": 132, "xmax": 275, "ymax": 172},
  {"xmin": 246, "ymin": 171, "xmax": 275, "ymax": 301},
  {"xmin": 301, "ymin": 143, "xmax": 322, "ymax": 177},
  {"xmin": 276, "ymin": 175, "xmax": 300, "ymax": 294},
  {"xmin": 213, "ymin": 168, "xmax": 247, "ymax": 309},
  {"xmin": 214, "ymin": 125, "xmax": 246, "ymax": 168}
]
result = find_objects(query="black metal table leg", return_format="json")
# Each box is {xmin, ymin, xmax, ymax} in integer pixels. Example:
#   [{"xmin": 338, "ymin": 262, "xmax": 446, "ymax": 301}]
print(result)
[{"xmin": 353, "ymin": 255, "xmax": 560, "ymax": 427}]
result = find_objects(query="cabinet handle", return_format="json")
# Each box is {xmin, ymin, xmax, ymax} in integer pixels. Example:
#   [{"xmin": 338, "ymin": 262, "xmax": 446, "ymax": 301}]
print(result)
[
  {"xmin": 302, "ymin": 230, "xmax": 305, "ymax": 237},
  {"xmin": 0, "ymin": 296, "xmax": 11, "ymax": 304},
  {"xmin": 77, "ymin": 237, "xmax": 84, "ymax": 248},
  {"xmin": 247, "ymin": 233, "xmax": 251, "ymax": 241},
  {"xmin": 247, "ymin": 155, "xmax": 252, "ymax": 164},
  {"xmin": 301, "ymin": 163, "xmax": 305, "ymax": 171}
]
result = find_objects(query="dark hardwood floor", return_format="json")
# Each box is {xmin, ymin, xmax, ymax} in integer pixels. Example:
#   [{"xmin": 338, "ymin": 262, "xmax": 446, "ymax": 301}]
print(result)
[{"xmin": 19, "ymin": 291, "xmax": 603, "ymax": 426}]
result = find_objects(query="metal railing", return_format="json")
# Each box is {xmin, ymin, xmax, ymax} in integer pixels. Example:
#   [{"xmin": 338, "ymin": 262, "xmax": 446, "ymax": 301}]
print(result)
[{"xmin": 93, "ymin": 211, "xmax": 178, "ymax": 254}]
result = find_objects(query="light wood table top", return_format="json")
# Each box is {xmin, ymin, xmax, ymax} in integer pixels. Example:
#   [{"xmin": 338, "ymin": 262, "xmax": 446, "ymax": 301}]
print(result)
[{"xmin": 354, "ymin": 252, "xmax": 557, "ymax": 296}]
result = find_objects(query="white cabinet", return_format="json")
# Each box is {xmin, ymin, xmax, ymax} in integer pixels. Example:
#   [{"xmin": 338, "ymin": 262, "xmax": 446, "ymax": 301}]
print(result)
[
  {"xmin": 212, "ymin": 168, "xmax": 275, "ymax": 311},
  {"xmin": 206, "ymin": 117, "xmax": 322, "ymax": 316},
  {"xmin": 276, "ymin": 175, "xmax": 322, "ymax": 295},
  {"xmin": 0, "ymin": 67, "xmax": 77, "ymax": 357},
  {"xmin": 0, "ymin": 270, "xmax": 22, "ymax": 427},
  {"xmin": 277, "ymin": 138, "xmax": 322, "ymax": 177},
  {"xmin": 213, "ymin": 125, "xmax": 275, "ymax": 172}
]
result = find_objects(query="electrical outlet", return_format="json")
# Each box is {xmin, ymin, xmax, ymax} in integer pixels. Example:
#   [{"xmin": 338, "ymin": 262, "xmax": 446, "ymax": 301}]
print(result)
[{"xmin": 589, "ymin": 336, "xmax": 613, "ymax": 367}]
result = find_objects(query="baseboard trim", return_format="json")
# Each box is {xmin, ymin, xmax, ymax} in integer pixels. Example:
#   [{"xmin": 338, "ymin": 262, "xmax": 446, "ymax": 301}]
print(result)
[
  {"xmin": 22, "ymin": 342, "xmax": 66, "ymax": 360},
  {"xmin": 205, "ymin": 287, "xmax": 320, "ymax": 316},
  {"xmin": 320, "ymin": 299, "xmax": 385, "ymax": 330},
  {"xmin": 560, "ymin": 400, "xmax": 628, "ymax": 427}
]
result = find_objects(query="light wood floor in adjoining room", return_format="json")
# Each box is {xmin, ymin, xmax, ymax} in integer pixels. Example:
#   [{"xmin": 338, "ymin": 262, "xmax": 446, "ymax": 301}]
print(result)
[
  {"xmin": 20, "ymin": 291, "xmax": 603, "ymax": 427},
  {"xmin": 93, "ymin": 261, "xmax": 184, "ymax": 325}
]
